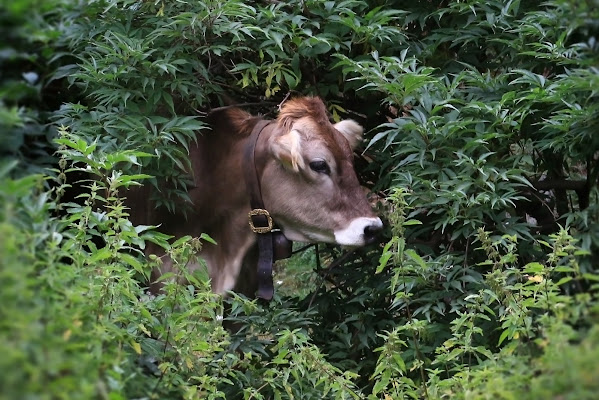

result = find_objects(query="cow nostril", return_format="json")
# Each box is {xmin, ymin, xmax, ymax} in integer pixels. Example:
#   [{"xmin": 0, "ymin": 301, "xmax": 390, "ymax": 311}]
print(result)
[{"xmin": 363, "ymin": 223, "xmax": 382, "ymax": 244}]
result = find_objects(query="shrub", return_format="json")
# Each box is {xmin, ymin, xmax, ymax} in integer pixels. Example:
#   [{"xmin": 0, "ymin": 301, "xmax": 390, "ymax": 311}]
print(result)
[{"xmin": 1, "ymin": 0, "xmax": 599, "ymax": 399}]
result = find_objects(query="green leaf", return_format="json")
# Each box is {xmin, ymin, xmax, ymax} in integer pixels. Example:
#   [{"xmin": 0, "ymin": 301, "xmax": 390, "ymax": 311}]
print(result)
[
  {"xmin": 88, "ymin": 247, "xmax": 112, "ymax": 264},
  {"xmin": 119, "ymin": 253, "xmax": 145, "ymax": 274},
  {"xmin": 405, "ymin": 249, "xmax": 427, "ymax": 269},
  {"xmin": 199, "ymin": 233, "xmax": 217, "ymax": 245}
]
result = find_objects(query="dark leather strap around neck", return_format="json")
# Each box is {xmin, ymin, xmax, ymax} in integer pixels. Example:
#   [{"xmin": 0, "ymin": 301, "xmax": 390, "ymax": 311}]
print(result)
[{"xmin": 243, "ymin": 119, "xmax": 275, "ymax": 300}]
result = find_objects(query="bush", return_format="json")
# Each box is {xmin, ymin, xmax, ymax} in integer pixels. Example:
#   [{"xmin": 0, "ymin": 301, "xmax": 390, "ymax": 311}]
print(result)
[
  {"xmin": 0, "ymin": 0, "xmax": 69, "ymax": 176},
  {"xmin": 1, "ymin": 0, "xmax": 599, "ymax": 399}
]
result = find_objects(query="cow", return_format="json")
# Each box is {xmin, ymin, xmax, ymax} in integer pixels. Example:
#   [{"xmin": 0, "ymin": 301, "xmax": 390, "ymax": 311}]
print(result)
[{"xmin": 127, "ymin": 96, "xmax": 383, "ymax": 297}]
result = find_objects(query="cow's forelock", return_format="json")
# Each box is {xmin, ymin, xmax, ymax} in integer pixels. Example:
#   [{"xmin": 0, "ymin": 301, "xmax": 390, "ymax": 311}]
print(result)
[{"xmin": 277, "ymin": 96, "xmax": 330, "ymax": 131}]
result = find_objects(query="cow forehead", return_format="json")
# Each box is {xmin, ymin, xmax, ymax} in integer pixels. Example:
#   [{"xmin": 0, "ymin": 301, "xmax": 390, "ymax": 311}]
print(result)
[{"xmin": 292, "ymin": 117, "xmax": 353, "ymax": 160}]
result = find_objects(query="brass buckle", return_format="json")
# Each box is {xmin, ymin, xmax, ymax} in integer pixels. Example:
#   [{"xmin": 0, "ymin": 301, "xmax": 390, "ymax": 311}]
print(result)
[{"xmin": 248, "ymin": 209, "xmax": 273, "ymax": 233}]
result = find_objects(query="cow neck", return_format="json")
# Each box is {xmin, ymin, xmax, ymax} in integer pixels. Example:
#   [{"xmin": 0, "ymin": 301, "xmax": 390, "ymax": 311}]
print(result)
[{"xmin": 243, "ymin": 119, "xmax": 275, "ymax": 301}]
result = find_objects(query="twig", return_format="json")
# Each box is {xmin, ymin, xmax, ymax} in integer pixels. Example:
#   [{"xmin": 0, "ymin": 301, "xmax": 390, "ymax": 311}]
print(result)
[
  {"xmin": 308, "ymin": 249, "xmax": 357, "ymax": 308},
  {"xmin": 292, "ymin": 243, "xmax": 315, "ymax": 255},
  {"xmin": 277, "ymin": 92, "xmax": 291, "ymax": 111}
]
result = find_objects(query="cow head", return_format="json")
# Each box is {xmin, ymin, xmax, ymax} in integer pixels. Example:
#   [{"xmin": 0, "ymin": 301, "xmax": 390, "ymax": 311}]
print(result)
[{"xmin": 259, "ymin": 97, "xmax": 383, "ymax": 246}]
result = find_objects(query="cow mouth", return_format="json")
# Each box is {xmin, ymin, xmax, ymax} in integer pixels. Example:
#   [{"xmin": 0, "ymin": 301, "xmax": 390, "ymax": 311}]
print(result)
[{"xmin": 278, "ymin": 217, "xmax": 383, "ymax": 247}]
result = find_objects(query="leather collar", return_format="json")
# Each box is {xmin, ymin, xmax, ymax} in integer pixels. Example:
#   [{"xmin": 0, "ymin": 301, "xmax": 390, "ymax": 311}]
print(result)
[{"xmin": 243, "ymin": 120, "xmax": 276, "ymax": 300}]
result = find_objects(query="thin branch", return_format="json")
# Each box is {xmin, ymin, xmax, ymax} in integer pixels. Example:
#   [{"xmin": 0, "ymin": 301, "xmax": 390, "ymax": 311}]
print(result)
[
  {"xmin": 531, "ymin": 179, "xmax": 586, "ymax": 191},
  {"xmin": 278, "ymin": 92, "xmax": 291, "ymax": 111},
  {"xmin": 308, "ymin": 249, "xmax": 357, "ymax": 308}
]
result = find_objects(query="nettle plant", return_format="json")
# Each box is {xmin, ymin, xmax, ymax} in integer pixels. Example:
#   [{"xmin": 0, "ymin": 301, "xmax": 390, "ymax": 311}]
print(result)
[
  {"xmin": 3, "ymin": 0, "xmax": 599, "ymax": 398},
  {"xmin": 2, "ymin": 127, "xmax": 369, "ymax": 399},
  {"xmin": 370, "ymin": 188, "xmax": 596, "ymax": 398}
]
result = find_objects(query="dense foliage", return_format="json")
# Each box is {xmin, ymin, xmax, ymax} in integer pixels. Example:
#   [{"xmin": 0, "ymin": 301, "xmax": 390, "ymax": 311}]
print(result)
[{"xmin": 1, "ymin": 0, "xmax": 599, "ymax": 399}]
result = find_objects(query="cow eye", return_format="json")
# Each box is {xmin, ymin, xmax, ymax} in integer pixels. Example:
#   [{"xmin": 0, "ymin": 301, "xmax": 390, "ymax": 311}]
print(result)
[{"xmin": 309, "ymin": 160, "xmax": 330, "ymax": 175}]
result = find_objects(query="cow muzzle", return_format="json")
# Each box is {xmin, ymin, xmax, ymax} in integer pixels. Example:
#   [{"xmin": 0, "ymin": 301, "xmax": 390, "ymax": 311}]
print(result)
[{"xmin": 334, "ymin": 217, "xmax": 383, "ymax": 246}]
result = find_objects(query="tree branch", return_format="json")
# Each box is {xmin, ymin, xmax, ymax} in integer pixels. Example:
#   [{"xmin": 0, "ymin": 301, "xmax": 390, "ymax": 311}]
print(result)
[{"xmin": 532, "ymin": 179, "xmax": 587, "ymax": 191}]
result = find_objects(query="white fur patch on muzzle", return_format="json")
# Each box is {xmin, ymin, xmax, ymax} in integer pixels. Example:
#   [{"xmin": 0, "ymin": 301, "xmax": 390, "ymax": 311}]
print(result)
[{"xmin": 334, "ymin": 217, "xmax": 383, "ymax": 246}]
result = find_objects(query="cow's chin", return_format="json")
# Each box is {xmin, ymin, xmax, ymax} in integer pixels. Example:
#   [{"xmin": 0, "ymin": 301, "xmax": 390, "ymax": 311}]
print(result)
[{"xmin": 279, "ymin": 227, "xmax": 335, "ymax": 244}]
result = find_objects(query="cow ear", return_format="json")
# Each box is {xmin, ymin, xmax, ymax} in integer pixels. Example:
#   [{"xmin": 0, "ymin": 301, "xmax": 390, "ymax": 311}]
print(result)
[
  {"xmin": 270, "ymin": 129, "xmax": 305, "ymax": 172},
  {"xmin": 334, "ymin": 119, "xmax": 364, "ymax": 150}
]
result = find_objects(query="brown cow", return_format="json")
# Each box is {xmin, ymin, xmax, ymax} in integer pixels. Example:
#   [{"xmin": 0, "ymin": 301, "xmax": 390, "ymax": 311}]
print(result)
[{"xmin": 128, "ymin": 97, "xmax": 382, "ymax": 296}]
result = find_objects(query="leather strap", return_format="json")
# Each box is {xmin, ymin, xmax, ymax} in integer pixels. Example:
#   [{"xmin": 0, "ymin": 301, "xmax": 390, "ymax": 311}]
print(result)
[{"xmin": 243, "ymin": 119, "xmax": 275, "ymax": 300}]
